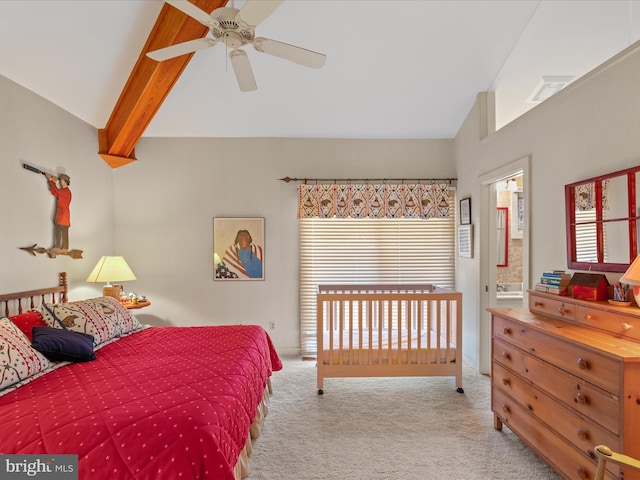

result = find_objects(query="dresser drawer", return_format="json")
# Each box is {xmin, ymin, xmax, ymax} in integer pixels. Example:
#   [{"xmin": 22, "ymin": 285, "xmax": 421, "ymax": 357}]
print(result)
[
  {"xmin": 493, "ymin": 314, "xmax": 621, "ymax": 395},
  {"xmin": 493, "ymin": 337, "xmax": 620, "ymax": 434},
  {"xmin": 492, "ymin": 361, "xmax": 620, "ymax": 456},
  {"xmin": 492, "ymin": 388, "xmax": 618, "ymax": 480},
  {"xmin": 529, "ymin": 293, "xmax": 577, "ymax": 321},
  {"xmin": 576, "ymin": 306, "xmax": 640, "ymax": 342}
]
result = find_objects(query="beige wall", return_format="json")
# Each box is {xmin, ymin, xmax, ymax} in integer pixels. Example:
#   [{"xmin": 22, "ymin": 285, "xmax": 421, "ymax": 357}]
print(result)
[
  {"xmin": 2, "ymin": 39, "xmax": 638, "ymax": 361},
  {"xmin": 454, "ymin": 41, "xmax": 640, "ymax": 369},
  {"xmin": 112, "ymin": 137, "xmax": 455, "ymax": 354},
  {"xmin": 0, "ymin": 74, "xmax": 115, "ymax": 298}
]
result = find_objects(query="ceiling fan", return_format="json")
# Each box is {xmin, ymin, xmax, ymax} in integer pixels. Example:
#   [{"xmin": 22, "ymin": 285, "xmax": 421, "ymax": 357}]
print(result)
[{"xmin": 147, "ymin": 0, "xmax": 326, "ymax": 92}]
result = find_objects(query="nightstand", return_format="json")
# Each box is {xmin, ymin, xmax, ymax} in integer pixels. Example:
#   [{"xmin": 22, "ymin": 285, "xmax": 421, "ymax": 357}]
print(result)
[{"xmin": 123, "ymin": 301, "xmax": 151, "ymax": 310}]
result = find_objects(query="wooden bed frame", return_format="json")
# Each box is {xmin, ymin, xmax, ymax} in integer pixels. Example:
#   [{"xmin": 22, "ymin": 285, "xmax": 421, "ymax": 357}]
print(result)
[
  {"xmin": 0, "ymin": 272, "xmax": 68, "ymax": 316},
  {"xmin": 316, "ymin": 284, "xmax": 463, "ymax": 394},
  {"xmin": 0, "ymin": 272, "xmax": 271, "ymax": 480}
]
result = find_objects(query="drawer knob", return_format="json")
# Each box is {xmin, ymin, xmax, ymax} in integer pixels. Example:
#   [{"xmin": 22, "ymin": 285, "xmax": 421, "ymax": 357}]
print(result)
[
  {"xmin": 623, "ymin": 323, "xmax": 632, "ymax": 331},
  {"xmin": 576, "ymin": 428, "xmax": 589, "ymax": 441},
  {"xmin": 503, "ymin": 327, "xmax": 512, "ymax": 335},
  {"xmin": 558, "ymin": 306, "xmax": 568, "ymax": 315},
  {"xmin": 576, "ymin": 466, "xmax": 588, "ymax": 479},
  {"xmin": 575, "ymin": 392, "xmax": 587, "ymax": 405},
  {"xmin": 583, "ymin": 313, "xmax": 593, "ymax": 320},
  {"xmin": 502, "ymin": 351, "xmax": 511, "ymax": 360},
  {"xmin": 577, "ymin": 358, "xmax": 589, "ymax": 370},
  {"xmin": 534, "ymin": 301, "xmax": 543, "ymax": 307},
  {"xmin": 502, "ymin": 404, "xmax": 510, "ymax": 414},
  {"xmin": 502, "ymin": 377, "xmax": 510, "ymax": 386}
]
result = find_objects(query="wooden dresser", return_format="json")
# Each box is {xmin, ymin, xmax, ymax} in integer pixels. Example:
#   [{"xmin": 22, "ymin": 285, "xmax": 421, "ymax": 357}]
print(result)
[{"xmin": 489, "ymin": 291, "xmax": 640, "ymax": 480}]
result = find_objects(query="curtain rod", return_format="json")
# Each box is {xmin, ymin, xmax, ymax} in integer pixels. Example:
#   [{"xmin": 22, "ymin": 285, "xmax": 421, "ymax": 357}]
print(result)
[{"xmin": 279, "ymin": 176, "xmax": 457, "ymax": 184}]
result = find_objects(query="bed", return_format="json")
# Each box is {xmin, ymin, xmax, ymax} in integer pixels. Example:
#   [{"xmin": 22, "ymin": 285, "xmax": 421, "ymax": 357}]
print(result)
[
  {"xmin": 0, "ymin": 272, "xmax": 282, "ymax": 480},
  {"xmin": 316, "ymin": 284, "xmax": 462, "ymax": 394}
]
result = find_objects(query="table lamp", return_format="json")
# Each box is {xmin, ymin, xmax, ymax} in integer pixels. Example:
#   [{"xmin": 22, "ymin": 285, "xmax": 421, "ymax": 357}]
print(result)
[
  {"xmin": 620, "ymin": 254, "xmax": 640, "ymax": 305},
  {"xmin": 86, "ymin": 256, "xmax": 136, "ymax": 299}
]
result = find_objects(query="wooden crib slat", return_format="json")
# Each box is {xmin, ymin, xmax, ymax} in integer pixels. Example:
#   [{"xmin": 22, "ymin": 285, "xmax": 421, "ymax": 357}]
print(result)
[
  {"xmin": 350, "ymin": 300, "xmax": 354, "ymax": 365},
  {"xmin": 446, "ymin": 299, "xmax": 452, "ymax": 364},
  {"xmin": 408, "ymin": 299, "xmax": 412, "ymax": 362},
  {"xmin": 416, "ymin": 299, "xmax": 422, "ymax": 360},
  {"xmin": 367, "ymin": 299, "xmax": 373, "ymax": 366},
  {"xmin": 329, "ymin": 300, "xmax": 334, "ymax": 367},
  {"xmin": 357, "ymin": 300, "xmax": 363, "ymax": 366}
]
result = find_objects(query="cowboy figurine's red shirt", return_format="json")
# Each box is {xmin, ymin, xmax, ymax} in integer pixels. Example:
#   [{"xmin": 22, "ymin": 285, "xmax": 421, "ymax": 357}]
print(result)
[{"xmin": 48, "ymin": 180, "xmax": 71, "ymax": 226}]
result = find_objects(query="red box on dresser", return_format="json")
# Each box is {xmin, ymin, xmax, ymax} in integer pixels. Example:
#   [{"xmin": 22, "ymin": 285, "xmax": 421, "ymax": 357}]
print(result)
[{"xmin": 569, "ymin": 272, "xmax": 609, "ymax": 301}]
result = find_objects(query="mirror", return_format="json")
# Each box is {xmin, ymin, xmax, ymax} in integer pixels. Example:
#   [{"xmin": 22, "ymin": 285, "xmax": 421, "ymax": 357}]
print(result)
[
  {"xmin": 497, "ymin": 207, "xmax": 508, "ymax": 267},
  {"xmin": 565, "ymin": 165, "xmax": 640, "ymax": 272}
]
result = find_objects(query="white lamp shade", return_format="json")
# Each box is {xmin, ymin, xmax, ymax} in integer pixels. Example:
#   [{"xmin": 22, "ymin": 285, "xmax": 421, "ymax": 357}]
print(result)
[
  {"xmin": 620, "ymin": 254, "xmax": 640, "ymax": 305},
  {"xmin": 86, "ymin": 256, "xmax": 136, "ymax": 284},
  {"xmin": 620, "ymin": 254, "xmax": 640, "ymax": 286}
]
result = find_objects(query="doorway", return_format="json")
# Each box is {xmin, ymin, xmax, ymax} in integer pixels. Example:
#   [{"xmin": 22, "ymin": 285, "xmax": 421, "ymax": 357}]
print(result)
[{"xmin": 478, "ymin": 156, "xmax": 530, "ymax": 374}]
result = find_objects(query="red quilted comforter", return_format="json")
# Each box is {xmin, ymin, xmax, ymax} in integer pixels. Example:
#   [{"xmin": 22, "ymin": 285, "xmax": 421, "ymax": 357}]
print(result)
[{"xmin": 0, "ymin": 325, "xmax": 282, "ymax": 480}]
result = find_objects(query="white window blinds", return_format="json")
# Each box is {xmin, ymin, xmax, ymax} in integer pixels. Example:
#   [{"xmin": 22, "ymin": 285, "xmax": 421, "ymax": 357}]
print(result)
[
  {"xmin": 575, "ymin": 209, "xmax": 598, "ymax": 263},
  {"xmin": 299, "ymin": 190, "xmax": 456, "ymax": 358}
]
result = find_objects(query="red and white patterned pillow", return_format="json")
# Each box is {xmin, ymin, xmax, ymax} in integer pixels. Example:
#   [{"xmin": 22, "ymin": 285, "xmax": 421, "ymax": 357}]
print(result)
[
  {"xmin": 0, "ymin": 316, "xmax": 51, "ymax": 391},
  {"xmin": 40, "ymin": 297, "xmax": 141, "ymax": 346},
  {"xmin": 9, "ymin": 310, "xmax": 47, "ymax": 341}
]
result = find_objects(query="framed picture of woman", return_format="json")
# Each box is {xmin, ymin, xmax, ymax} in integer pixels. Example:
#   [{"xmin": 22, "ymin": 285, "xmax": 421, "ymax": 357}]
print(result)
[{"xmin": 214, "ymin": 217, "xmax": 264, "ymax": 281}]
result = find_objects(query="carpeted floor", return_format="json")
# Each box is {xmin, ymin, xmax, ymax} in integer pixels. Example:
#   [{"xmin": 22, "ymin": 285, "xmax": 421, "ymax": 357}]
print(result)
[{"xmin": 248, "ymin": 356, "xmax": 561, "ymax": 479}]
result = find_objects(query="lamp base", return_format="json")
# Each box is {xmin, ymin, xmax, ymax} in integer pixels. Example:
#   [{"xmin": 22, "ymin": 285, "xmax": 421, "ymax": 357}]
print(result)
[{"xmin": 103, "ymin": 285, "xmax": 121, "ymax": 299}]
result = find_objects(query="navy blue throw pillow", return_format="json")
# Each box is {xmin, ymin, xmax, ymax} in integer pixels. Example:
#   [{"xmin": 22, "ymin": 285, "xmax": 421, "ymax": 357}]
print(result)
[{"xmin": 31, "ymin": 326, "xmax": 96, "ymax": 362}]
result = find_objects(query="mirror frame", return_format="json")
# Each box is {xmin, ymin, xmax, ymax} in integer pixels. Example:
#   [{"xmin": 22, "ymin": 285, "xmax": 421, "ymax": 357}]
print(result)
[{"xmin": 565, "ymin": 165, "xmax": 640, "ymax": 273}]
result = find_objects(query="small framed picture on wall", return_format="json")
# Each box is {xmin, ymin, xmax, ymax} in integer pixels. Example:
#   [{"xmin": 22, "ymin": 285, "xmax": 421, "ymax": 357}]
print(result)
[
  {"xmin": 460, "ymin": 197, "xmax": 471, "ymax": 225},
  {"xmin": 458, "ymin": 224, "xmax": 473, "ymax": 258}
]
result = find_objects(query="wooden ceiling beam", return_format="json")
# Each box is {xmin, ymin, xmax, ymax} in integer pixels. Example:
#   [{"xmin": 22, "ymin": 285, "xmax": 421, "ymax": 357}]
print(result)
[{"xmin": 98, "ymin": 0, "xmax": 226, "ymax": 168}]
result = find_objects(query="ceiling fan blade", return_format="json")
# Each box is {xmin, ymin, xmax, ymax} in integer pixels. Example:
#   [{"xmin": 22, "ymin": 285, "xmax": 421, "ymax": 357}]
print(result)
[
  {"xmin": 229, "ymin": 50, "xmax": 257, "ymax": 92},
  {"xmin": 253, "ymin": 37, "xmax": 326, "ymax": 69},
  {"xmin": 237, "ymin": 0, "xmax": 283, "ymax": 27},
  {"xmin": 147, "ymin": 38, "xmax": 217, "ymax": 61},
  {"xmin": 165, "ymin": 0, "xmax": 216, "ymax": 27}
]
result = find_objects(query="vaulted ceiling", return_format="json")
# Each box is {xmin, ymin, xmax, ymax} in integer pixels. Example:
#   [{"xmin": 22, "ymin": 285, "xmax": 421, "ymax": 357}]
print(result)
[{"xmin": 1, "ymin": 1, "xmax": 638, "ymax": 168}]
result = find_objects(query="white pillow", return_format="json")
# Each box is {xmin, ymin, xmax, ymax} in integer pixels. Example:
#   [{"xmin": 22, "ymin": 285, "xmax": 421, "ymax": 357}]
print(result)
[{"xmin": 41, "ymin": 297, "xmax": 141, "ymax": 345}]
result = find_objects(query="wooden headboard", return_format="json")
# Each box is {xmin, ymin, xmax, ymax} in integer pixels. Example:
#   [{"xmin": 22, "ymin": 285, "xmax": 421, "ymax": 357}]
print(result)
[{"xmin": 0, "ymin": 272, "xmax": 68, "ymax": 317}]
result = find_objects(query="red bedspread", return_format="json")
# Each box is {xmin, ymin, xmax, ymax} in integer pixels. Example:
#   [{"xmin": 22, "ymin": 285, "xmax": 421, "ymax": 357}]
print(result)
[{"xmin": 0, "ymin": 325, "xmax": 282, "ymax": 480}]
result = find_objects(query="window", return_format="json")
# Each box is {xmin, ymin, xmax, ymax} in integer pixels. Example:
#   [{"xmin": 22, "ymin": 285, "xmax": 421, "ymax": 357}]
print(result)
[{"xmin": 299, "ymin": 191, "xmax": 456, "ymax": 358}]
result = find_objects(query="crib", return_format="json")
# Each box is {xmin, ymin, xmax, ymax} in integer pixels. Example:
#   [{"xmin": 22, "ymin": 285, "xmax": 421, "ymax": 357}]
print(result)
[{"xmin": 316, "ymin": 284, "xmax": 463, "ymax": 394}]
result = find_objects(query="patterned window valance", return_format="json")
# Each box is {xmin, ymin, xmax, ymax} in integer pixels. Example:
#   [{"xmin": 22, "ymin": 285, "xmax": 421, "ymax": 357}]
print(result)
[{"xmin": 297, "ymin": 183, "xmax": 452, "ymax": 219}]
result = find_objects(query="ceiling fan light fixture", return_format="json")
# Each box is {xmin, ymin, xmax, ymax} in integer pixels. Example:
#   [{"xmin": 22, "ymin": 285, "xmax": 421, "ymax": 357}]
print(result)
[{"xmin": 224, "ymin": 31, "xmax": 244, "ymax": 49}]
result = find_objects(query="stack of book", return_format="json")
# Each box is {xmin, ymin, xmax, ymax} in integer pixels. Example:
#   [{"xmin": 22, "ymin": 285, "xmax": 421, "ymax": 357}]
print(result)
[{"xmin": 535, "ymin": 270, "xmax": 572, "ymax": 295}]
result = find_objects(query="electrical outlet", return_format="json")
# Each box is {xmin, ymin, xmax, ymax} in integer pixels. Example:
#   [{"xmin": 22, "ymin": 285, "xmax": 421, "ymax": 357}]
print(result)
[{"xmin": 270, "ymin": 321, "xmax": 277, "ymax": 330}]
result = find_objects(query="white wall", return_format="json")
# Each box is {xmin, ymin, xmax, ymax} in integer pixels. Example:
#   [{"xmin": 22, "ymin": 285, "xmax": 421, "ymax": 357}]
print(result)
[
  {"xmin": 454, "ymin": 41, "xmax": 640, "ymax": 369},
  {"xmin": 0, "ymin": 75, "xmax": 115, "ymax": 299},
  {"xmin": 113, "ymin": 138, "xmax": 455, "ymax": 354}
]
